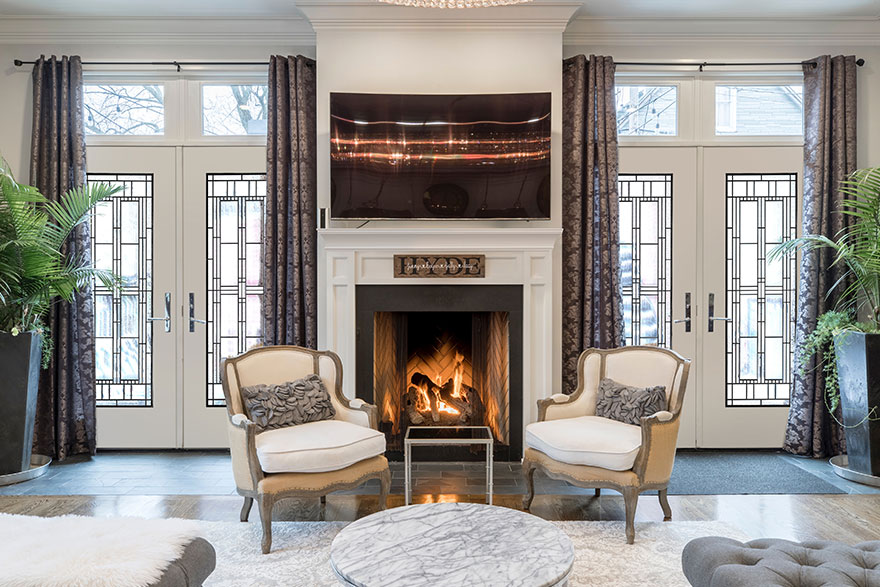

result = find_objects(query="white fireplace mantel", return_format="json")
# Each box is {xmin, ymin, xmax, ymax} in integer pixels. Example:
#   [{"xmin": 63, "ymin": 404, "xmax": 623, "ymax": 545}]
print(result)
[{"xmin": 317, "ymin": 227, "xmax": 561, "ymax": 437}]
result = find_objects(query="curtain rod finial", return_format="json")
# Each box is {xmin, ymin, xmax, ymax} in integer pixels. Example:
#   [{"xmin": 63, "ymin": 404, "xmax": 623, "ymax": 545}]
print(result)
[
  {"xmin": 13, "ymin": 59, "xmax": 23, "ymax": 66},
  {"xmin": 857, "ymin": 58, "xmax": 866, "ymax": 67}
]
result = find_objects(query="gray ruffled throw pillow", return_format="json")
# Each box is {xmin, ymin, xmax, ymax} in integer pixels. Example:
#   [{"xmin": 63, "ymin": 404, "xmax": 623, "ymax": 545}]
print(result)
[
  {"xmin": 240, "ymin": 374, "xmax": 336, "ymax": 432},
  {"xmin": 595, "ymin": 377, "xmax": 667, "ymax": 426}
]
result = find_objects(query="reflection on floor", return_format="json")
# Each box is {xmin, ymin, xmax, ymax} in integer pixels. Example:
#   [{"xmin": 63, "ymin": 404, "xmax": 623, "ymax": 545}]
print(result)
[{"xmin": 0, "ymin": 449, "xmax": 876, "ymax": 496}]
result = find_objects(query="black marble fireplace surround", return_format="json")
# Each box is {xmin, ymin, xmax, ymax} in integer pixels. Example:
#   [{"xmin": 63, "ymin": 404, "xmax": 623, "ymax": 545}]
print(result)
[{"xmin": 355, "ymin": 284, "xmax": 523, "ymax": 461}]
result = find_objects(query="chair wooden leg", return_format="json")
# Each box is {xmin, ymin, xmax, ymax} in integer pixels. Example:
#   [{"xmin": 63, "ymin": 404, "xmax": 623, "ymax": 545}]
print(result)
[
  {"xmin": 623, "ymin": 488, "xmax": 639, "ymax": 544},
  {"xmin": 522, "ymin": 460, "xmax": 536, "ymax": 510},
  {"xmin": 320, "ymin": 495, "xmax": 326, "ymax": 507},
  {"xmin": 240, "ymin": 496, "xmax": 254, "ymax": 522},
  {"xmin": 595, "ymin": 488, "xmax": 601, "ymax": 497},
  {"xmin": 258, "ymin": 495, "xmax": 274, "ymax": 554},
  {"xmin": 378, "ymin": 469, "xmax": 391, "ymax": 511},
  {"xmin": 658, "ymin": 488, "xmax": 672, "ymax": 521}
]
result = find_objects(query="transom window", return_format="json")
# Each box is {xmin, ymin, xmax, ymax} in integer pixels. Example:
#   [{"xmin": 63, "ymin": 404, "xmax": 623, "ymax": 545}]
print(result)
[
  {"xmin": 715, "ymin": 85, "xmax": 803, "ymax": 136},
  {"xmin": 84, "ymin": 84, "xmax": 165, "ymax": 136},
  {"xmin": 615, "ymin": 85, "xmax": 677, "ymax": 137},
  {"xmin": 202, "ymin": 84, "xmax": 269, "ymax": 136}
]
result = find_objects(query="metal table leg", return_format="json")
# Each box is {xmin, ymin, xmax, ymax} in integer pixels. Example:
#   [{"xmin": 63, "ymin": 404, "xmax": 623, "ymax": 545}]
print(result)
[{"xmin": 405, "ymin": 441, "xmax": 411, "ymax": 506}]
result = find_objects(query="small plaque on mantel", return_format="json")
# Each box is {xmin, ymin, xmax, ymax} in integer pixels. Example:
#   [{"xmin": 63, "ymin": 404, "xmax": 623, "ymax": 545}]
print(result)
[{"xmin": 393, "ymin": 254, "xmax": 485, "ymax": 278}]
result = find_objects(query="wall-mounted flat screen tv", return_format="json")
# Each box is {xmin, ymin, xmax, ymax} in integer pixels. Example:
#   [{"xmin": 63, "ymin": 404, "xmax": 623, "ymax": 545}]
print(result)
[{"xmin": 330, "ymin": 92, "xmax": 551, "ymax": 220}]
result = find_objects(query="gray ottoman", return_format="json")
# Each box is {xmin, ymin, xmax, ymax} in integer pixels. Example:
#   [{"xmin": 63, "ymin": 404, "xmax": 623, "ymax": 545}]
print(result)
[
  {"xmin": 682, "ymin": 536, "xmax": 880, "ymax": 587},
  {"xmin": 151, "ymin": 537, "xmax": 216, "ymax": 587}
]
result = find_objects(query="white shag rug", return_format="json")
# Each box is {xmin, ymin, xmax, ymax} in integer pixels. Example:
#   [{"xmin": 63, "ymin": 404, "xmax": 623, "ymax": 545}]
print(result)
[
  {"xmin": 0, "ymin": 513, "xmax": 203, "ymax": 587},
  {"xmin": 203, "ymin": 520, "xmax": 749, "ymax": 586}
]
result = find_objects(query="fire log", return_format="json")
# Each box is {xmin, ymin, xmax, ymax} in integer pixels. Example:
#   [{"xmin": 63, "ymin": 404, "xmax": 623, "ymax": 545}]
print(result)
[{"xmin": 404, "ymin": 385, "xmax": 425, "ymax": 425}]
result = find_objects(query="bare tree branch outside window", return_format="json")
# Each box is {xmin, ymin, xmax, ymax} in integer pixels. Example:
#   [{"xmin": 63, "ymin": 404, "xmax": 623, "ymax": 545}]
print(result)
[{"xmin": 84, "ymin": 85, "xmax": 165, "ymax": 135}]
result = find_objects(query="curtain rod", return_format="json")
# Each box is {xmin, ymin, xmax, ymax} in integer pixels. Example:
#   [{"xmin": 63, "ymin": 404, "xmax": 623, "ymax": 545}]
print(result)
[
  {"xmin": 616, "ymin": 59, "xmax": 866, "ymax": 71},
  {"xmin": 13, "ymin": 60, "xmax": 269, "ymax": 71}
]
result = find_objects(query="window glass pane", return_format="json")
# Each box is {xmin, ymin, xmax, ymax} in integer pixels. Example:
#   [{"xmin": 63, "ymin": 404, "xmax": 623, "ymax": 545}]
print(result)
[
  {"xmin": 207, "ymin": 174, "xmax": 267, "ymax": 407},
  {"xmin": 726, "ymin": 173, "xmax": 797, "ymax": 407},
  {"xmin": 715, "ymin": 85, "xmax": 803, "ymax": 136},
  {"xmin": 202, "ymin": 84, "xmax": 268, "ymax": 136},
  {"xmin": 84, "ymin": 85, "xmax": 165, "ymax": 136},
  {"xmin": 88, "ymin": 173, "xmax": 153, "ymax": 407},
  {"xmin": 618, "ymin": 174, "xmax": 673, "ymax": 347},
  {"xmin": 616, "ymin": 85, "xmax": 677, "ymax": 136}
]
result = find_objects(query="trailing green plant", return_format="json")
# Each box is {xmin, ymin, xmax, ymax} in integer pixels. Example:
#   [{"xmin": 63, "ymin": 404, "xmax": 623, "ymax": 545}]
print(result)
[
  {"xmin": 770, "ymin": 166, "xmax": 880, "ymax": 419},
  {"xmin": 0, "ymin": 156, "xmax": 121, "ymax": 366}
]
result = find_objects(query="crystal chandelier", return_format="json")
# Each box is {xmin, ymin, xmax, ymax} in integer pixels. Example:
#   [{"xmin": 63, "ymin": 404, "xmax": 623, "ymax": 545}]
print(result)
[{"xmin": 378, "ymin": 0, "xmax": 532, "ymax": 7}]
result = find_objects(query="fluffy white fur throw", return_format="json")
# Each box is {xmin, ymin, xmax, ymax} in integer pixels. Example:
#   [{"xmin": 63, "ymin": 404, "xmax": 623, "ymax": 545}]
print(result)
[{"xmin": 0, "ymin": 513, "xmax": 203, "ymax": 587}]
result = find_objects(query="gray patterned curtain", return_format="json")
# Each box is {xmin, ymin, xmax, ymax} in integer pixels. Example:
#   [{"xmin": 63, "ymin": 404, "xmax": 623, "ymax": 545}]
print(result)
[
  {"xmin": 29, "ymin": 55, "xmax": 96, "ymax": 460},
  {"xmin": 784, "ymin": 55, "xmax": 858, "ymax": 457},
  {"xmin": 561, "ymin": 55, "xmax": 624, "ymax": 393},
  {"xmin": 263, "ymin": 55, "xmax": 318, "ymax": 348}
]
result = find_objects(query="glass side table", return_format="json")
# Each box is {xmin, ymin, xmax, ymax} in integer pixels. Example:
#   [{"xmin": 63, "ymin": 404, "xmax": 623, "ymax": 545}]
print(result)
[{"xmin": 404, "ymin": 426, "xmax": 494, "ymax": 506}]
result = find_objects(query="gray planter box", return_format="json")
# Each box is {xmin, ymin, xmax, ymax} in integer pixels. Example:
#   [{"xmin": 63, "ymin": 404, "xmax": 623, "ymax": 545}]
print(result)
[
  {"xmin": 835, "ymin": 331, "xmax": 880, "ymax": 476},
  {"xmin": 0, "ymin": 331, "xmax": 42, "ymax": 475}
]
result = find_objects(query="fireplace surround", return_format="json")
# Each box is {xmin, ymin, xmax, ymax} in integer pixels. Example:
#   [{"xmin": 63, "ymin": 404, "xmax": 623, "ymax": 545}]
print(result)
[{"xmin": 356, "ymin": 284, "xmax": 523, "ymax": 460}]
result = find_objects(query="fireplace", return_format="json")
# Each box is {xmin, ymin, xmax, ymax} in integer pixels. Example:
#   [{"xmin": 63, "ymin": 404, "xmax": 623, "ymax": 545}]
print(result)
[{"xmin": 355, "ymin": 285, "xmax": 523, "ymax": 460}]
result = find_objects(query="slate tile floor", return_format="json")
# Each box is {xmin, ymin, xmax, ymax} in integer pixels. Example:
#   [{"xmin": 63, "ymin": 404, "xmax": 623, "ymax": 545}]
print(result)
[{"xmin": 0, "ymin": 450, "xmax": 876, "ymax": 496}]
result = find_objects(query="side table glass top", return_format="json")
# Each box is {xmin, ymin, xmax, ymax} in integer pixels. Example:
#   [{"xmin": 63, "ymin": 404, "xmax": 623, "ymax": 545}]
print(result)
[{"xmin": 405, "ymin": 425, "xmax": 492, "ymax": 443}]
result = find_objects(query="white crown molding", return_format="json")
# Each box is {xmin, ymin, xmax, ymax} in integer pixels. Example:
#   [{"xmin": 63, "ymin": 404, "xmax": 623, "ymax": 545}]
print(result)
[
  {"xmin": 563, "ymin": 17, "xmax": 880, "ymax": 46},
  {"xmin": 298, "ymin": 0, "xmax": 581, "ymax": 32},
  {"xmin": 0, "ymin": 17, "xmax": 316, "ymax": 45}
]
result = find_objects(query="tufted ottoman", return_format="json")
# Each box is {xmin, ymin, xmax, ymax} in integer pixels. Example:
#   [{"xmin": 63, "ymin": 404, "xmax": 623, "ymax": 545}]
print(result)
[{"xmin": 682, "ymin": 536, "xmax": 880, "ymax": 587}]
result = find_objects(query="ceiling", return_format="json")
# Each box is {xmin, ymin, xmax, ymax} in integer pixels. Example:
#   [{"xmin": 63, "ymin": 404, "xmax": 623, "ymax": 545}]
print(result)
[{"xmin": 0, "ymin": 0, "xmax": 877, "ymax": 18}]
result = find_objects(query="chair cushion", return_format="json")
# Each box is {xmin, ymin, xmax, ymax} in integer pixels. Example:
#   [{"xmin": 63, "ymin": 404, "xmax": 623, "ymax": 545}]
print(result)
[
  {"xmin": 255, "ymin": 419, "xmax": 386, "ymax": 474},
  {"xmin": 525, "ymin": 416, "xmax": 642, "ymax": 471}
]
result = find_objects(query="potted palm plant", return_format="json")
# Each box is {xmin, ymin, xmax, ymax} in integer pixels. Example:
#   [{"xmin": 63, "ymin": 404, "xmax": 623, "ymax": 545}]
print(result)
[
  {"xmin": 0, "ymin": 157, "xmax": 120, "ymax": 475},
  {"xmin": 770, "ymin": 167, "xmax": 880, "ymax": 476}
]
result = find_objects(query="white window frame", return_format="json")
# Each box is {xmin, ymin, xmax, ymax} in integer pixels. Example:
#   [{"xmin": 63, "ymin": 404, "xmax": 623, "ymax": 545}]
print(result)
[
  {"xmin": 714, "ymin": 86, "xmax": 738, "ymax": 134},
  {"xmin": 698, "ymin": 73, "xmax": 805, "ymax": 145},
  {"xmin": 83, "ymin": 69, "xmax": 268, "ymax": 147},
  {"xmin": 615, "ymin": 74, "xmax": 696, "ymax": 144}
]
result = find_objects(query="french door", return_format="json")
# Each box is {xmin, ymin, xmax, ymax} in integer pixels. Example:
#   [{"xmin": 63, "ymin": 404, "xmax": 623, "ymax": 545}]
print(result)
[
  {"xmin": 620, "ymin": 145, "xmax": 801, "ymax": 448},
  {"xmin": 89, "ymin": 145, "xmax": 266, "ymax": 448},
  {"xmin": 90, "ymin": 147, "xmax": 179, "ymax": 448}
]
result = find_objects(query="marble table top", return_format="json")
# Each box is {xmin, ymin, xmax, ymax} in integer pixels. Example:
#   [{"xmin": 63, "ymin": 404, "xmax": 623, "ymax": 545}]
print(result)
[{"xmin": 329, "ymin": 502, "xmax": 574, "ymax": 587}]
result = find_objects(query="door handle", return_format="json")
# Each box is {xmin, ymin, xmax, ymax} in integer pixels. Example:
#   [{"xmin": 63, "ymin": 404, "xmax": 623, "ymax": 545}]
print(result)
[
  {"xmin": 147, "ymin": 292, "xmax": 172, "ymax": 333},
  {"xmin": 707, "ymin": 292, "xmax": 732, "ymax": 332},
  {"xmin": 189, "ymin": 292, "xmax": 207, "ymax": 332},
  {"xmin": 673, "ymin": 292, "xmax": 692, "ymax": 332}
]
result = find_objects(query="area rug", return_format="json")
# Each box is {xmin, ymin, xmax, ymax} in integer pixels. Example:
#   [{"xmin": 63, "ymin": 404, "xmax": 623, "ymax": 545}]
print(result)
[
  {"xmin": 203, "ymin": 520, "xmax": 749, "ymax": 586},
  {"xmin": 665, "ymin": 451, "xmax": 844, "ymax": 495}
]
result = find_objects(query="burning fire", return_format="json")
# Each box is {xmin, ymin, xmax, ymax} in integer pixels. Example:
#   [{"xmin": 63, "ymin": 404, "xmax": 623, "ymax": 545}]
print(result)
[{"xmin": 413, "ymin": 352, "xmax": 466, "ymax": 416}]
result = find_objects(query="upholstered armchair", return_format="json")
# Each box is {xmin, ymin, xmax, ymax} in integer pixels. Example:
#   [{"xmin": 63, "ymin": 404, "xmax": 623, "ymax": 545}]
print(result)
[
  {"xmin": 221, "ymin": 346, "xmax": 391, "ymax": 554},
  {"xmin": 523, "ymin": 346, "xmax": 691, "ymax": 544}
]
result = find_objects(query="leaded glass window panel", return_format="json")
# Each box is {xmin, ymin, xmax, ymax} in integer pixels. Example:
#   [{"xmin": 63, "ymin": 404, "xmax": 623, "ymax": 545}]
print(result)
[
  {"xmin": 726, "ymin": 173, "xmax": 797, "ymax": 406},
  {"xmin": 84, "ymin": 85, "xmax": 164, "ymax": 136},
  {"xmin": 618, "ymin": 174, "xmax": 673, "ymax": 346},
  {"xmin": 88, "ymin": 173, "xmax": 153, "ymax": 407},
  {"xmin": 207, "ymin": 174, "xmax": 267, "ymax": 406}
]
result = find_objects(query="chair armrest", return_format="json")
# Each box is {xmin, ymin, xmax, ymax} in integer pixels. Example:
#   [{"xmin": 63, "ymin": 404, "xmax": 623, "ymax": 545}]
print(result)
[
  {"xmin": 227, "ymin": 413, "xmax": 264, "ymax": 491},
  {"xmin": 537, "ymin": 393, "xmax": 589, "ymax": 422},
  {"xmin": 631, "ymin": 412, "xmax": 681, "ymax": 485},
  {"xmin": 335, "ymin": 397, "xmax": 380, "ymax": 430}
]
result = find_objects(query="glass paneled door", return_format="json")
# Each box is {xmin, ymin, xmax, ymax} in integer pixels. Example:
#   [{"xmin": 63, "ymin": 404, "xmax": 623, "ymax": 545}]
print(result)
[
  {"xmin": 182, "ymin": 147, "xmax": 267, "ymax": 447},
  {"xmin": 618, "ymin": 147, "xmax": 698, "ymax": 448},
  {"xmin": 89, "ymin": 147, "xmax": 178, "ymax": 448},
  {"xmin": 700, "ymin": 147, "xmax": 802, "ymax": 447}
]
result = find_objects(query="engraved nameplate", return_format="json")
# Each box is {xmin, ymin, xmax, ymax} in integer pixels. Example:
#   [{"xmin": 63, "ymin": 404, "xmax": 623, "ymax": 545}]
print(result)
[{"xmin": 393, "ymin": 254, "xmax": 486, "ymax": 278}]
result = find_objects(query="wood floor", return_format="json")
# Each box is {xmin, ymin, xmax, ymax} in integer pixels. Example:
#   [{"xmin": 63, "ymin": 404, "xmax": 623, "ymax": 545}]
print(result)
[{"xmin": 1, "ymin": 492, "xmax": 878, "ymax": 544}]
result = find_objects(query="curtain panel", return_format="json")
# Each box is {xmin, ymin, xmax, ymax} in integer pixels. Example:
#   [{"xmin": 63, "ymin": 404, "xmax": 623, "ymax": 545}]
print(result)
[
  {"xmin": 29, "ymin": 55, "xmax": 97, "ymax": 461},
  {"xmin": 561, "ymin": 55, "xmax": 625, "ymax": 394},
  {"xmin": 784, "ymin": 55, "xmax": 858, "ymax": 458},
  {"xmin": 263, "ymin": 55, "xmax": 318, "ymax": 348}
]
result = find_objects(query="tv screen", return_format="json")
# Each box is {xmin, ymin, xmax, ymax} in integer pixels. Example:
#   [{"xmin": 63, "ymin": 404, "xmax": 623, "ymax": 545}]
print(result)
[{"xmin": 330, "ymin": 92, "xmax": 551, "ymax": 220}]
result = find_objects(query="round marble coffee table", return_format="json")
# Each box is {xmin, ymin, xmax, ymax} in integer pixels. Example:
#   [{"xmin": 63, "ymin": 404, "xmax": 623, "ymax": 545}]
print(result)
[{"xmin": 329, "ymin": 502, "xmax": 574, "ymax": 586}]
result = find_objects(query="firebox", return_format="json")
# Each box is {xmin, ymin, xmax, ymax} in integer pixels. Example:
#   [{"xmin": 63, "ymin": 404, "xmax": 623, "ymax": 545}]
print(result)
[{"xmin": 355, "ymin": 285, "xmax": 523, "ymax": 460}]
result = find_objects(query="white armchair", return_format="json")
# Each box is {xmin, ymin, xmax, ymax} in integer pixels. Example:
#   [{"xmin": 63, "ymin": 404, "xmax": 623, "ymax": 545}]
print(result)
[
  {"xmin": 523, "ymin": 346, "xmax": 691, "ymax": 544},
  {"xmin": 221, "ymin": 345, "xmax": 390, "ymax": 554}
]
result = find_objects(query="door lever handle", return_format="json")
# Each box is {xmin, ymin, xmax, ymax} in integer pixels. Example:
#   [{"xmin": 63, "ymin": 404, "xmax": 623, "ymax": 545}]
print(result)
[
  {"xmin": 707, "ymin": 293, "xmax": 731, "ymax": 332},
  {"xmin": 189, "ymin": 292, "xmax": 207, "ymax": 332},
  {"xmin": 147, "ymin": 292, "xmax": 171, "ymax": 333},
  {"xmin": 673, "ymin": 292, "xmax": 692, "ymax": 332}
]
